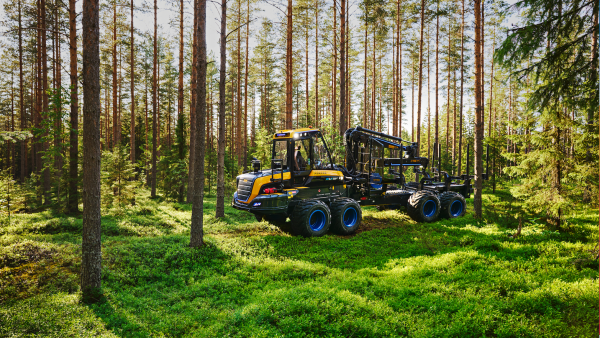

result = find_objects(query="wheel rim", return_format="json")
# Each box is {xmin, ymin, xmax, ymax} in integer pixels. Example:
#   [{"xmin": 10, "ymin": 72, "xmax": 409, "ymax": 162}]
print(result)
[
  {"xmin": 450, "ymin": 200, "xmax": 463, "ymax": 217},
  {"xmin": 343, "ymin": 207, "xmax": 358, "ymax": 228},
  {"xmin": 309, "ymin": 210, "xmax": 326, "ymax": 231},
  {"xmin": 423, "ymin": 200, "xmax": 436, "ymax": 218}
]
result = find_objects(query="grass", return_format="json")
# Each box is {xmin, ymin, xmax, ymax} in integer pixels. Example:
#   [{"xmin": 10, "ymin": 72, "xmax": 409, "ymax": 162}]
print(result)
[{"xmin": 0, "ymin": 185, "xmax": 598, "ymax": 337}]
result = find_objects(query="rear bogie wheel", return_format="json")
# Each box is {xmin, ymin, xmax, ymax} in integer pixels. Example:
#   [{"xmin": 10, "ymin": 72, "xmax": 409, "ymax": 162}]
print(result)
[
  {"xmin": 290, "ymin": 199, "xmax": 331, "ymax": 237},
  {"xmin": 330, "ymin": 198, "xmax": 362, "ymax": 235},
  {"xmin": 439, "ymin": 192, "xmax": 466, "ymax": 218},
  {"xmin": 407, "ymin": 191, "xmax": 441, "ymax": 223}
]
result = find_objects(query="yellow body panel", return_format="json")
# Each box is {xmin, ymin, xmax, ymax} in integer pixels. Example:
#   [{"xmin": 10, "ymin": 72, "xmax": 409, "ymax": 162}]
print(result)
[
  {"xmin": 240, "ymin": 172, "xmax": 292, "ymax": 204},
  {"xmin": 309, "ymin": 170, "xmax": 344, "ymax": 177}
]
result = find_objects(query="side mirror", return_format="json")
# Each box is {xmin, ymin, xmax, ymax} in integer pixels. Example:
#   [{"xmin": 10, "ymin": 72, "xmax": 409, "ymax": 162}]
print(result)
[{"xmin": 252, "ymin": 159, "xmax": 261, "ymax": 173}]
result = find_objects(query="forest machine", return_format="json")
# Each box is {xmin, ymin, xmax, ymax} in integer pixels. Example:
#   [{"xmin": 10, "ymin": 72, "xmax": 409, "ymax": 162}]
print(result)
[{"xmin": 232, "ymin": 126, "xmax": 487, "ymax": 237}]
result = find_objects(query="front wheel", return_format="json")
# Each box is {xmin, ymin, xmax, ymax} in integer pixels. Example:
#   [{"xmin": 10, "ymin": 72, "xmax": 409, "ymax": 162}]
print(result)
[
  {"xmin": 330, "ymin": 198, "xmax": 362, "ymax": 235},
  {"xmin": 290, "ymin": 199, "xmax": 331, "ymax": 237}
]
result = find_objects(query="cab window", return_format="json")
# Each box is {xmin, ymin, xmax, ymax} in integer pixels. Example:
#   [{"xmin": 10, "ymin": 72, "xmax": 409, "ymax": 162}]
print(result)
[
  {"xmin": 272, "ymin": 140, "xmax": 289, "ymax": 170},
  {"xmin": 312, "ymin": 133, "xmax": 330, "ymax": 170}
]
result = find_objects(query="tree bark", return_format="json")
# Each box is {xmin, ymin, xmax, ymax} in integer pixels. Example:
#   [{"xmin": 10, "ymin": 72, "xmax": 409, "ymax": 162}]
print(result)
[
  {"xmin": 339, "ymin": 0, "xmax": 346, "ymax": 134},
  {"xmin": 363, "ymin": 13, "xmax": 368, "ymax": 127},
  {"xmin": 236, "ymin": 0, "xmax": 242, "ymax": 164},
  {"xmin": 488, "ymin": 27, "xmax": 495, "ymax": 138},
  {"xmin": 473, "ymin": 0, "xmax": 483, "ymax": 218},
  {"xmin": 285, "ymin": 0, "xmax": 293, "ymax": 129},
  {"xmin": 332, "ymin": 0, "xmax": 338, "ymax": 128},
  {"xmin": 190, "ymin": 0, "xmax": 207, "ymax": 247},
  {"xmin": 81, "ymin": 0, "xmax": 102, "ymax": 302},
  {"xmin": 315, "ymin": 0, "xmax": 319, "ymax": 127},
  {"xmin": 178, "ymin": 0, "xmax": 184, "ymax": 139},
  {"xmin": 151, "ymin": 0, "xmax": 158, "ymax": 197},
  {"xmin": 187, "ymin": 0, "xmax": 198, "ymax": 203},
  {"xmin": 416, "ymin": 0, "xmax": 425, "ymax": 157},
  {"xmin": 395, "ymin": 1, "xmax": 401, "ymax": 137},
  {"xmin": 130, "ymin": 0, "xmax": 135, "ymax": 164},
  {"xmin": 18, "ymin": 0, "xmax": 25, "ymax": 182},
  {"xmin": 68, "ymin": 0, "xmax": 78, "ymax": 213},
  {"xmin": 113, "ymin": 2, "xmax": 118, "ymax": 148},
  {"xmin": 446, "ymin": 18, "xmax": 450, "ymax": 154},
  {"xmin": 434, "ymin": 0, "xmax": 439, "ymax": 153},
  {"xmin": 41, "ymin": 0, "xmax": 51, "ymax": 204},
  {"xmin": 457, "ymin": 0, "xmax": 464, "ymax": 175},
  {"xmin": 216, "ymin": 0, "xmax": 227, "ymax": 218},
  {"xmin": 244, "ymin": 0, "xmax": 250, "ymax": 169}
]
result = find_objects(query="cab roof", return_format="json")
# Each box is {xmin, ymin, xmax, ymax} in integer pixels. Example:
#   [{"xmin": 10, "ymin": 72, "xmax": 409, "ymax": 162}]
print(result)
[{"xmin": 273, "ymin": 128, "xmax": 321, "ymax": 139}]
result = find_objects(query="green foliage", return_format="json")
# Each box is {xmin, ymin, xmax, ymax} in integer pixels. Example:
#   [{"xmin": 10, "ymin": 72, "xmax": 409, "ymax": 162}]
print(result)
[
  {"xmin": 319, "ymin": 115, "xmax": 345, "ymax": 165},
  {"xmin": 0, "ymin": 186, "xmax": 597, "ymax": 336},
  {"xmin": 0, "ymin": 169, "xmax": 26, "ymax": 223},
  {"xmin": 495, "ymin": 0, "xmax": 599, "ymax": 225},
  {"xmin": 101, "ymin": 145, "xmax": 139, "ymax": 208},
  {"xmin": 251, "ymin": 128, "xmax": 272, "ymax": 167},
  {"xmin": 159, "ymin": 113, "xmax": 188, "ymax": 201}
]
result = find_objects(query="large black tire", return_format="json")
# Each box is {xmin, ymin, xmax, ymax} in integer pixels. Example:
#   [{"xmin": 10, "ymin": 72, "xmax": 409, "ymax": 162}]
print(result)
[
  {"xmin": 406, "ymin": 191, "xmax": 441, "ymax": 223},
  {"xmin": 290, "ymin": 199, "xmax": 331, "ymax": 237},
  {"xmin": 439, "ymin": 192, "xmax": 466, "ymax": 219},
  {"xmin": 330, "ymin": 198, "xmax": 362, "ymax": 235}
]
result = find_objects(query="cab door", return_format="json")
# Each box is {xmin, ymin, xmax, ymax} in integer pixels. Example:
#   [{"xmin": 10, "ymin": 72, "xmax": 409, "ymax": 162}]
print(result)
[{"xmin": 304, "ymin": 133, "xmax": 347, "ymax": 199}]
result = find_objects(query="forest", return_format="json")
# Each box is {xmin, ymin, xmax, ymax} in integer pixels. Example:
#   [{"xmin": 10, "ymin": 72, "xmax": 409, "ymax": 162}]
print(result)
[{"xmin": 0, "ymin": 0, "xmax": 599, "ymax": 335}]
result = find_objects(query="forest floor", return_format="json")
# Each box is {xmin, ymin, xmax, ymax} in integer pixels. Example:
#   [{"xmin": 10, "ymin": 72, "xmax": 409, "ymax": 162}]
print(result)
[{"xmin": 0, "ymin": 184, "xmax": 598, "ymax": 337}]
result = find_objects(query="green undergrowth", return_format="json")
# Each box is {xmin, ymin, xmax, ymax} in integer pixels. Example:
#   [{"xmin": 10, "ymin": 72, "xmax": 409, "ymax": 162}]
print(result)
[{"xmin": 0, "ymin": 186, "xmax": 598, "ymax": 337}]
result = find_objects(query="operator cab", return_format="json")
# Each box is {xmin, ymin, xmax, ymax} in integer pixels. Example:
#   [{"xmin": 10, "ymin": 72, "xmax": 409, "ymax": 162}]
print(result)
[{"xmin": 272, "ymin": 128, "xmax": 334, "ymax": 186}]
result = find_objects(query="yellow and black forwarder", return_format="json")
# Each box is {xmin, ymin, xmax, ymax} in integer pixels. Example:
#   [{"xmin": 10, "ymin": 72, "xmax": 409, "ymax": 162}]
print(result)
[{"xmin": 233, "ymin": 126, "xmax": 482, "ymax": 237}]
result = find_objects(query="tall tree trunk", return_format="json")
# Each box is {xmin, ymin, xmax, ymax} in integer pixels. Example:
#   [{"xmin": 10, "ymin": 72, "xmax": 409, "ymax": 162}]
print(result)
[
  {"xmin": 113, "ymin": 2, "xmax": 118, "ymax": 148},
  {"xmin": 187, "ymin": 0, "xmax": 198, "ymax": 203},
  {"xmin": 244, "ymin": 0, "xmax": 250, "ymax": 169},
  {"xmin": 480, "ymin": 3, "xmax": 485, "ymax": 136},
  {"xmin": 53, "ymin": 4, "xmax": 62, "ymax": 187},
  {"xmin": 452, "ymin": 70, "xmax": 457, "ymax": 173},
  {"xmin": 473, "ymin": 0, "xmax": 483, "ymax": 218},
  {"xmin": 457, "ymin": 0, "xmax": 464, "ymax": 175},
  {"xmin": 488, "ymin": 27, "xmax": 495, "ymax": 138},
  {"xmin": 216, "ymin": 0, "xmax": 227, "ymax": 218},
  {"xmin": 434, "ymin": 0, "xmax": 439, "ymax": 154},
  {"xmin": 416, "ymin": 0, "xmax": 425, "ymax": 157},
  {"xmin": 151, "ymin": 0, "xmax": 158, "ymax": 197},
  {"xmin": 363, "ymin": 15, "xmax": 368, "ymax": 127},
  {"xmin": 18, "ymin": 0, "xmax": 25, "ymax": 182},
  {"xmin": 446, "ymin": 18, "xmax": 451, "ymax": 163},
  {"xmin": 285, "ymin": 0, "xmax": 293, "ymax": 129},
  {"xmin": 236, "ymin": 0, "xmax": 242, "ymax": 164},
  {"xmin": 372, "ymin": 32, "xmax": 376, "ymax": 130},
  {"xmin": 130, "ymin": 0, "xmax": 135, "ymax": 163},
  {"xmin": 315, "ymin": 0, "xmax": 319, "ymax": 127},
  {"xmin": 81, "ymin": 0, "xmax": 102, "ymax": 302},
  {"xmin": 395, "ymin": 1, "xmax": 401, "ymax": 137},
  {"xmin": 345, "ymin": 0, "xmax": 350, "ymax": 128},
  {"xmin": 427, "ymin": 32, "xmax": 430, "ymax": 159},
  {"xmin": 392, "ymin": 25, "xmax": 396, "ymax": 135},
  {"xmin": 339, "ymin": 0, "xmax": 346, "ymax": 134},
  {"xmin": 398, "ymin": 21, "xmax": 402, "ymax": 136},
  {"xmin": 332, "ymin": 0, "xmax": 338, "ymax": 128},
  {"xmin": 305, "ymin": 9, "xmax": 309, "ymax": 127},
  {"xmin": 41, "ymin": 0, "xmax": 51, "ymax": 204},
  {"xmin": 177, "ymin": 0, "xmax": 185, "ymax": 200},
  {"xmin": 68, "ymin": 0, "xmax": 78, "ymax": 213},
  {"xmin": 190, "ymin": 0, "xmax": 207, "ymax": 247},
  {"xmin": 411, "ymin": 59, "xmax": 414, "ymax": 142}
]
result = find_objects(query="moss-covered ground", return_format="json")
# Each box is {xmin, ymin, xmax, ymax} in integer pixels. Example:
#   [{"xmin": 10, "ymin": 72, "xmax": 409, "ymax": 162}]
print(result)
[{"xmin": 0, "ymin": 186, "xmax": 598, "ymax": 337}]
